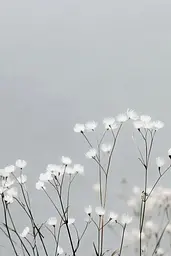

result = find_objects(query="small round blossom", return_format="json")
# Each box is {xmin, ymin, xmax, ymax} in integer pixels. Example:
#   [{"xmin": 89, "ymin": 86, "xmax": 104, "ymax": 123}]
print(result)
[
  {"xmin": 0, "ymin": 169, "xmax": 9, "ymax": 178},
  {"xmin": 15, "ymin": 159, "xmax": 27, "ymax": 169},
  {"xmin": 103, "ymin": 117, "xmax": 115, "ymax": 130},
  {"xmin": 46, "ymin": 164, "xmax": 59, "ymax": 173},
  {"xmin": 85, "ymin": 148, "xmax": 97, "ymax": 159},
  {"xmin": 143, "ymin": 121, "xmax": 154, "ymax": 129},
  {"xmin": 7, "ymin": 187, "xmax": 18, "ymax": 197},
  {"xmin": 84, "ymin": 205, "xmax": 92, "ymax": 215},
  {"xmin": 116, "ymin": 113, "xmax": 128, "ymax": 123},
  {"xmin": 155, "ymin": 247, "xmax": 164, "ymax": 255},
  {"xmin": 57, "ymin": 246, "xmax": 64, "ymax": 255},
  {"xmin": 85, "ymin": 121, "xmax": 98, "ymax": 131},
  {"xmin": 74, "ymin": 123, "xmax": 85, "ymax": 133},
  {"xmin": 65, "ymin": 166, "xmax": 75, "ymax": 175},
  {"xmin": 109, "ymin": 211, "xmax": 118, "ymax": 222},
  {"xmin": 17, "ymin": 174, "xmax": 27, "ymax": 184},
  {"xmin": 73, "ymin": 164, "xmax": 84, "ymax": 175},
  {"xmin": 156, "ymin": 157, "xmax": 165, "ymax": 168},
  {"xmin": 5, "ymin": 165, "xmax": 16, "ymax": 174},
  {"xmin": 61, "ymin": 156, "xmax": 72, "ymax": 165},
  {"xmin": 127, "ymin": 109, "xmax": 139, "ymax": 120},
  {"xmin": 4, "ymin": 195, "xmax": 14, "ymax": 204},
  {"xmin": 36, "ymin": 181, "xmax": 46, "ymax": 190},
  {"xmin": 153, "ymin": 120, "xmax": 164, "ymax": 130},
  {"xmin": 47, "ymin": 217, "xmax": 57, "ymax": 226},
  {"xmin": 133, "ymin": 120, "xmax": 144, "ymax": 129},
  {"xmin": 39, "ymin": 172, "xmax": 52, "ymax": 182},
  {"xmin": 95, "ymin": 206, "xmax": 105, "ymax": 216},
  {"xmin": 140, "ymin": 115, "xmax": 151, "ymax": 123},
  {"xmin": 68, "ymin": 218, "xmax": 75, "ymax": 225},
  {"xmin": 20, "ymin": 227, "xmax": 30, "ymax": 238},
  {"xmin": 101, "ymin": 143, "xmax": 112, "ymax": 153},
  {"xmin": 120, "ymin": 213, "xmax": 133, "ymax": 225}
]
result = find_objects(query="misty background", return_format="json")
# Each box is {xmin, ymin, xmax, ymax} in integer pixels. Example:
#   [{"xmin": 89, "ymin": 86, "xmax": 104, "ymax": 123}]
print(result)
[{"xmin": 0, "ymin": 0, "xmax": 171, "ymax": 255}]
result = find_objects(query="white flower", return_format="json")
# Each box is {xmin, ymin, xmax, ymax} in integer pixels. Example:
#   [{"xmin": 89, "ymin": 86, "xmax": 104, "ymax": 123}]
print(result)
[
  {"xmin": 52, "ymin": 165, "xmax": 64, "ymax": 177},
  {"xmin": 4, "ymin": 195, "xmax": 14, "ymax": 204},
  {"xmin": 166, "ymin": 224, "xmax": 171, "ymax": 233},
  {"xmin": 93, "ymin": 183, "xmax": 100, "ymax": 192},
  {"xmin": 39, "ymin": 172, "xmax": 52, "ymax": 182},
  {"xmin": 20, "ymin": 227, "xmax": 29, "ymax": 238},
  {"xmin": 95, "ymin": 206, "xmax": 105, "ymax": 216},
  {"xmin": 73, "ymin": 164, "xmax": 84, "ymax": 175},
  {"xmin": 5, "ymin": 165, "xmax": 16, "ymax": 174},
  {"xmin": 47, "ymin": 217, "xmax": 57, "ymax": 226},
  {"xmin": 116, "ymin": 113, "xmax": 128, "ymax": 123},
  {"xmin": 133, "ymin": 120, "xmax": 144, "ymax": 129},
  {"xmin": 168, "ymin": 148, "xmax": 171, "ymax": 157},
  {"xmin": 140, "ymin": 115, "xmax": 151, "ymax": 123},
  {"xmin": 65, "ymin": 166, "xmax": 75, "ymax": 175},
  {"xmin": 84, "ymin": 205, "xmax": 92, "ymax": 215},
  {"xmin": 85, "ymin": 121, "xmax": 98, "ymax": 131},
  {"xmin": 156, "ymin": 157, "xmax": 165, "ymax": 168},
  {"xmin": 143, "ymin": 121, "xmax": 154, "ymax": 129},
  {"xmin": 17, "ymin": 174, "xmax": 27, "ymax": 184},
  {"xmin": 68, "ymin": 218, "xmax": 75, "ymax": 225},
  {"xmin": 15, "ymin": 159, "xmax": 27, "ymax": 169},
  {"xmin": 156, "ymin": 247, "xmax": 164, "ymax": 255},
  {"xmin": 0, "ymin": 169, "xmax": 9, "ymax": 178},
  {"xmin": 127, "ymin": 109, "xmax": 139, "ymax": 120},
  {"xmin": 36, "ymin": 181, "xmax": 46, "ymax": 190},
  {"xmin": 103, "ymin": 117, "xmax": 115, "ymax": 129},
  {"xmin": 61, "ymin": 156, "xmax": 72, "ymax": 165},
  {"xmin": 109, "ymin": 212, "xmax": 118, "ymax": 221},
  {"xmin": 153, "ymin": 120, "xmax": 164, "ymax": 130},
  {"xmin": 57, "ymin": 246, "xmax": 64, "ymax": 255},
  {"xmin": 46, "ymin": 164, "xmax": 59, "ymax": 173},
  {"xmin": 74, "ymin": 123, "xmax": 85, "ymax": 133},
  {"xmin": 110, "ymin": 122, "xmax": 118, "ymax": 130},
  {"xmin": 101, "ymin": 143, "xmax": 112, "ymax": 153},
  {"xmin": 85, "ymin": 148, "xmax": 97, "ymax": 158},
  {"xmin": 2, "ymin": 178, "xmax": 14, "ymax": 188},
  {"xmin": 7, "ymin": 187, "xmax": 18, "ymax": 197},
  {"xmin": 120, "ymin": 213, "xmax": 132, "ymax": 225}
]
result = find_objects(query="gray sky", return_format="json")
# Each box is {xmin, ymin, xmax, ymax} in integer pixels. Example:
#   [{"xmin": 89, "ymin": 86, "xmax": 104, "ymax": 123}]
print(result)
[{"xmin": 0, "ymin": 0, "xmax": 171, "ymax": 255}]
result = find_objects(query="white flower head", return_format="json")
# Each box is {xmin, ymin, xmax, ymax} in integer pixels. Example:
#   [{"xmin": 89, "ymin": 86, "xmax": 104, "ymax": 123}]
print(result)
[
  {"xmin": 143, "ymin": 121, "xmax": 154, "ymax": 129},
  {"xmin": 20, "ymin": 227, "xmax": 30, "ymax": 238},
  {"xmin": 15, "ymin": 159, "xmax": 27, "ymax": 169},
  {"xmin": 61, "ymin": 156, "xmax": 72, "ymax": 165},
  {"xmin": 5, "ymin": 165, "xmax": 16, "ymax": 174},
  {"xmin": 68, "ymin": 218, "xmax": 75, "ymax": 225},
  {"xmin": 4, "ymin": 194, "xmax": 14, "ymax": 204},
  {"xmin": 84, "ymin": 205, "xmax": 92, "ymax": 215},
  {"xmin": 46, "ymin": 164, "xmax": 59, "ymax": 173},
  {"xmin": 101, "ymin": 143, "xmax": 112, "ymax": 153},
  {"xmin": 74, "ymin": 123, "xmax": 85, "ymax": 133},
  {"xmin": 2, "ymin": 178, "xmax": 14, "ymax": 188},
  {"xmin": 156, "ymin": 157, "xmax": 165, "ymax": 168},
  {"xmin": 120, "ymin": 213, "xmax": 133, "ymax": 225},
  {"xmin": 116, "ymin": 113, "xmax": 128, "ymax": 123},
  {"xmin": 0, "ymin": 169, "xmax": 9, "ymax": 178},
  {"xmin": 140, "ymin": 115, "xmax": 151, "ymax": 123},
  {"xmin": 103, "ymin": 117, "xmax": 115, "ymax": 130},
  {"xmin": 127, "ymin": 109, "xmax": 139, "ymax": 120},
  {"xmin": 7, "ymin": 187, "xmax": 18, "ymax": 197},
  {"xmin": 153, "ymin": 120, "xmax": 164, "ymax": 130},
  {"xmin": 85, "ymin": 148, "xmax": 97, "ymax": 159},
  {"xmin": 133, "ymin": 120, "xmax": 144, "ymax": 129},
  {"xmin": 73, "ymin": 164, "xmax": 84, "ymax": 175},
  {"xmin": 17, "ymin": 174, "xmax": 27, "ymax": 184},
  {"xmin": 39, "ymin": 172, "xmax": 52, "ymax": 182},
  {"xmin": 93, "ymin": 183, "xmax": 100, "ymax": 192},
  {"xmin": 95, "ymin": 206, "xmax": 105, "ymax": 216},
  {"xmin": 85, "ymin": 121, "xmax": 98, "ymax": 131},
  {"xmin": 36, "ymin": 181, "xmax": 46, "ymax": 190},
  {"xmin": 109, "ymin": 211, "xmax": 118, "ymax": 222},
  {"xmin": 57, "ymin": 246, "xmax": 64, "ymax": 255},
  {"xmin": 156, "ymin": 247, "xmax": 164, "ymax": 255},
  {"xmin": 65, "ymin": 166, "xmax": 75, "ymax": 175},
  {"xmin": 47, "ymin": 217, "xmax": 57, "ymax": 226}
]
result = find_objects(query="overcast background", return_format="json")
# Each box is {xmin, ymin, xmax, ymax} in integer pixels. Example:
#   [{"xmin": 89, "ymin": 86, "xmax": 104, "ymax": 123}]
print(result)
[{"xmin": 0, "ymin": 0, "xmax": 171, "ymax": 255}]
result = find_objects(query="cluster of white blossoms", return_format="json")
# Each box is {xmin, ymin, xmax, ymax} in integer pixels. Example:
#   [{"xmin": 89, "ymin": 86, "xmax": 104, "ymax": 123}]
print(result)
[
  {"xmin": 0, "ymin": 159, "xmax": 27, "ymax": 204},
  {"xmin": 36, "ymin": 156, "xmax": 84, "ymax": 190}
]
